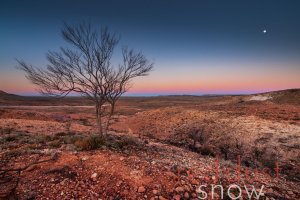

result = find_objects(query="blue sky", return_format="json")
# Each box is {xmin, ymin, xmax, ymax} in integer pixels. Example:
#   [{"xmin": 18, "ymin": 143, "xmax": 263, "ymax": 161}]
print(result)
[{"xmin": 1, "ymin": 0, "xmax": 300, "ymax": 95}]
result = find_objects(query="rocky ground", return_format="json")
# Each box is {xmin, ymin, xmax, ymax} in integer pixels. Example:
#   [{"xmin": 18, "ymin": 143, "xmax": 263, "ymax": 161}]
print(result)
[{"xmin": 0, "ymin": 92, "xmax": 299, "ymax": 199}]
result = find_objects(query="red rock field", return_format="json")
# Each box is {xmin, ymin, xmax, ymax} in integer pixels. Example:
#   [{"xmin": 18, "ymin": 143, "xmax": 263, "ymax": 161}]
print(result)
[{"xmin": 0, "ymin": 90, "xmax": 299, "ymax": 199}]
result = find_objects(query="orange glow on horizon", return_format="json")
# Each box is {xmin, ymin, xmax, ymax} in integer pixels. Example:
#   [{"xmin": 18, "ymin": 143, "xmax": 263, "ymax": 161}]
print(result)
[
  {"xmin": 1, "ymin": 63, "xmax": 299, "ymax": 95},
  {"xmin": 2, "ymin": 76, "xmax": 300, "ymax": 95}
]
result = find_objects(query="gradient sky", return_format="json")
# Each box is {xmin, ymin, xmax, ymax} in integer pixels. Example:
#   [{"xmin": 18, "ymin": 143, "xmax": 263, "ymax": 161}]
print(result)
[{"xmin": 1, "ymin": 0, "xmax": 300, "ymax": 95}]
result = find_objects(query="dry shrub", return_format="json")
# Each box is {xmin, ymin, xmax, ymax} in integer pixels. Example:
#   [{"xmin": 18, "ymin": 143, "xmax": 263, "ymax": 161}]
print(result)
[
  {"xmin": 0, "ymin": 127, "xmax": 14, "ymax": 135},
  {"xmin": 48, "ymin": 140, "xmax": 61, "ymax": 148},
  {"xmin": 199, "ymin": 144, "xmax": 215, "ymax": 156},
  {"xmin": 218, "ymin": 142, "xmax": 231, "ymax": 160},
  {"xmin": 261, "ymin": 155, "xmax": 277, "ymax": 170},
  {"xmin": 44, "ymin": 165, "xmax": 76, "ymax": 179},
  {"xmin": 74, "ymin": 135, "xmax": 106, "ymax": 150},
  {"xmin": 113, "ymin": 136, "xmax": 140, "ymax": 150},
  {"xmin": 252, "ymin": 146, "xmax": 279, "ymax": 171},
  {"xmin": 73, "ymin": 134, "xmax": 140, "ymax": 151},
  {"xmin": 34, "ymin": 135, "xmax": 51, "ymax": 144},
  {"xmin": 188, "ymin": 125, "xmax": 208, "ymax": 146},
  {"xmin": 3, "ymin": 149, "xmax": 24, "ymax": 158},
  {"xmin": 63, "ymin": 134, "xmax": 83, "ymax": 144},
  {"xmin": 174, "ymin": 117, "xmax": 250, "ymax": 162},
  {"xmin": 252, "ymin": 146, "xmax": 264, "ymax": 161},
  {"xmin": 55, "ymin": 132, "xmax": 68, "ymax": 137},
  {"xmin": 174, "ymin": 118, "xmax": 215, "ymax": 151},
  {"xmin": 3, "ymin": 135, "xmax": 17, "ymax": 142},
  {"xmin": 26, "ymin": 143, "xmax": 42, "ymax": 150}
]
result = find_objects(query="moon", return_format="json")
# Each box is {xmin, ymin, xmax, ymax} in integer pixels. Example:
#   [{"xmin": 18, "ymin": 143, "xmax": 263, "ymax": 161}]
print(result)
[{"xmin": 263, "ymin": 29, "xmax": 267, "ymax": 34}]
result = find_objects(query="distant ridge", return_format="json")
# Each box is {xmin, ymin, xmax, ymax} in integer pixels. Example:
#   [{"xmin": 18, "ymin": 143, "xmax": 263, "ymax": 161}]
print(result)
[
  {"xmin": 248, "ymin": 88, "xmax": 300, "ymax": 105},
  {"xmin": 266, "ymin": 89, "xmax": 300, "ymax": 105},
  {"xmin": 255, "ymin": 88, "xmax": 300, "ymax": 95},
  {"xmin": 0, "ymin": 88, "xmax": 299, "ymax": 105},
  {"xmin": 0, "ymin": 90, "xmax": 8, "ymax": 95},
  {"xmin": 0, "ymin": 90, "xmax": 25, "ymax": 105},
  {"xmin": 0, "ymin": 90, "xmax": 19, "ymax": 97}
]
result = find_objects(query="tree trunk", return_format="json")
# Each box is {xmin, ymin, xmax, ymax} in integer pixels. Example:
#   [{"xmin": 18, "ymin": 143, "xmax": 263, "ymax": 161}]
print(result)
[
  {"xmin": 105, "ymin": 102, "xmax": 115, "ymax": 133},
  {"xmin": 95, "ymin": 104, "xmax": 103, "ymax": 136}
]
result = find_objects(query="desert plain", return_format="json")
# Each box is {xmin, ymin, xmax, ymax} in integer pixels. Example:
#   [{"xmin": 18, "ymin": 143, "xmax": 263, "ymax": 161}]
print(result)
[{"xmin": 0, "ymin": 89, "xmax": 299, "ymax": 199}]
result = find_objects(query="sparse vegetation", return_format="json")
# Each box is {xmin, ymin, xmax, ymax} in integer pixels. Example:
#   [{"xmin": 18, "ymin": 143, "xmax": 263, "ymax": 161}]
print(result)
[
  {"xmin": 17, "ymin": 22, "xmax": 153, "ymax": 135},
  {"xmin": 112, "ymin": 135, "xmax": 141, "ymax": 150},
  {"xmin": 0, "ymin": 91, "xmax": 299, "ymax": 199},
  {"xmin": 74, "ymin": 135, "xmax": 106, "ymax": 150}
]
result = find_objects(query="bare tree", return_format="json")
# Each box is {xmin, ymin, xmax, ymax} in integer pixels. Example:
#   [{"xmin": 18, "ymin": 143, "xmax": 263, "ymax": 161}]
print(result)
[{"xmin": 17, "ymin": 22, "xmax": 153, "ymax": 135}]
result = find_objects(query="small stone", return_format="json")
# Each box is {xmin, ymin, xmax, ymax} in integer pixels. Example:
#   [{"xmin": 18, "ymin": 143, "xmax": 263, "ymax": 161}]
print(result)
[
  {"xmin": 65, "ymin": 144, "xmax": 77, "ymax": 151},
  {"xmin": 153, "ymin": 189, "xmax": 159, "ymax": 195},
  {"xmin": 175, "ymin": 186, "xmax": 184, "ymax": 193},
  {"xmin": 184, "ymin": 192, "xmax": 189, "ymax": 199},
  {"xmin": 26, "ymin": 165, "xmax": 37, "ymax": 172},
  {"xmin": 212, "ymin": 193, "xmax": 220, "ymax": 198},
  {"xmin": 287, "ymin": 191, "xmax": 294, "ymax": 196},
  {"xmin": 183, "ymin": 185, "xmax": 190, "ymax": 192},
  {"xmin": 91, "ymin": 173, "xmax": 98, "ymax": 181},
  {"xmin": 159, "ymin": 196, "xmax": 167, "ymax": 200},
  {"xmin": 138, "ymin": 186, "xmax": 146, "ymax": 193},
  {"xmin": 116, "ymin": 181, "xmax": 122, "ymax": 187},
  {"xmin": 173, "ymin": 194, "xmax": 181, "ymax": 200},
  {"xmin": 60, "ymin": 179, "xmax": 66, "ymax": 185},
  {"xmin": 229, "ymin": 193, "xmax": 236, "ymax": 199},
  {"xmin": 124, "ymin": 190, "xmax": 129, "ymax": 195},
  {"xmin": 165, "ymin": 171, "xmax": 177, "ymax": 179},
  {"xmin": 81, "ymin": 156, "xmax": 88, "ymax": 161},
  {"xmin": 91, "ymin": 173, "xmax": 98, "ymax": 178},
  {"xmin": 266, "ymin": 188, "xmax": 273, "ymax": 193},
  {"xmin": 191, "ymin": 179, "xmax": 199, "ymax": 185}
]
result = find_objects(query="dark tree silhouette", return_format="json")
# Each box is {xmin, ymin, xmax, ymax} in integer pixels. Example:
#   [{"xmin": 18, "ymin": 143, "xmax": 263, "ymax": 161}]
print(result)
[{"xmin": 17, "ymin": 22, "xmax": 153, "ymax": 135}]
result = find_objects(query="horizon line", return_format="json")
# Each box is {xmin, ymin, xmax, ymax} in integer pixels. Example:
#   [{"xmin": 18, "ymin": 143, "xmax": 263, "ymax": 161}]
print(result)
[{"xmin": 3, "ymin": 88, "xmax": 299, "ymax": 98}]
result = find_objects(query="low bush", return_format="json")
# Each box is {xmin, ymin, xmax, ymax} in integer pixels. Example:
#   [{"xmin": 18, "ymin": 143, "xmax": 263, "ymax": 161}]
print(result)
[
  {"xmin": 48, "ymin": 139, "xmax": 62, "ymax": 148},
  {"xmin": 113, "ymin": 136, "xmax": 140, "ymax": 150},
  {"xmin": 0, "ymin": 127, "xmax": 14, "ymax": 134},
  {"xmin": 4, "ymin": 135, "xmax": 17, "ymax": 142},
  {"xmin": 219, "ymin": 143, "xmax": 231, "ymax": 160},
  {"xmin": 199, "ymin": 145, "xmax": 215, "ymax": 156},
  {"xmin": 3, "ymin": 148, "xmax": 24, "ymax": 158},
  {"xmin": 63, "ymin": 134, "xmax": 83, "ymax": 144},
  {"xmin": 35, "ymin": 135, "xmax": 51, "ymax": 144},
  {"xmin": 74, "ymin": 135, "xmax": 106, "ymax": 150},
  {"xmin": 26, "ymin": 143, "xmax": 42, "ymax": 150}
]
